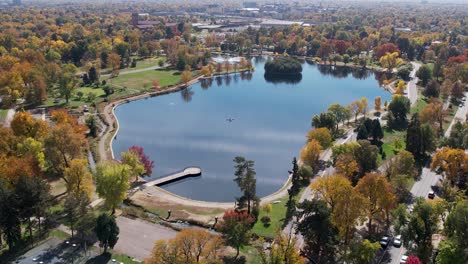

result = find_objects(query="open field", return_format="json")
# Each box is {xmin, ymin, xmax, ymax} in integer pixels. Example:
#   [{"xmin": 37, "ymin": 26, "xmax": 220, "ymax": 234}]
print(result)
[{"xmin": 0, "ymin": 109, "xmax": 8, "ymax": 123}]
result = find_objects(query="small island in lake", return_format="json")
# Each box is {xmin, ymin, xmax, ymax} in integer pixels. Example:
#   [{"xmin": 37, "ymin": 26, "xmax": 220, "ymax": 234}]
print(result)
[{"xmin": 264, "ymin": 57, "xmax": 303, "ymax": 76}]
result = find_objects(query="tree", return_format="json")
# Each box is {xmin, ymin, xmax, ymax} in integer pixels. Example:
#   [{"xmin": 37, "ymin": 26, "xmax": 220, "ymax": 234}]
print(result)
[
  {"xmin": 219, "ymin": 210, "xmax": 254, "ymax": 259},
  {"xmin": 233, "ymin": 156, "xmax": 258, "ymax": 215},
  {"xmin": 356, "ymin": 124, "xmax": 368, "ymax": 141},
  {"xmin": 85, "ymin": 115, "xmax": 98, "ymax": 137},
  {"xmin": 257, "ymin": 232, "xmax": 305, "ymax": 264},
  {"xmin": 180, "ymin": 70, "xmax": 191, "ymax": 87},
  {"xmin": 95, "ymin": 162, "xmax": 131, "ymax": 214},
  {"xmin": 95, "ymin": 213, "xmax": 119, "ymax": 253},
  {"xmin": 444, "ymin": 200, "xmax": 468, "ymax": 249},
  {"xmin": 128, "ymin": 146, "xmax": 155, "ymax": 176},
  {"xmin": 328, "ymin": 103, "xmax": 348, "ymax": 128},
  {"xmin": 407, "ymin": 256, "xmax": 423, "ymax": 264},
  {"xmin": 435, "ymin": 240, "xmax": 465, "ymax": 264},
  {"xmin": 296, "ymin": 199, "xmax": 337, "ymax": 264},
  {"xmin": 420, "ymin": 100, "xmax": 445, "ymax": 134},
  {"xmin": 380, "ymin": 52, "xmax": 402, "ymax": 72},
  {"xmin": 354, "ymin": 140, "xmax": 379, "ymax": 177},
  {"xmin": 64, "ymin": 158, "xmax": 93, "ymax": 198},
  {"xmin": 355, "ymin": 173, "xmax": 396, "ymax": 234},
  {"xmin": 335, "ymin": 154, "xmax": 359, "ymax": 184},
  {"xmin": 406, "ymin": 114, "xmax": 435, "ymax": 158},
  {"xmin": 288, "ymin": 157, "xmax": 301, "ymax": 198},
  {"xmin": 431, "ymin": 147, "xmax": 467, "ymax": 188},
  {"xmin": 58, "ymin": 72, "xmax": 77, "ymax": 103},
  {"xmin": 416, "ymin": 65, "xmax": 432, "ymax": 86},
  {"xmin": 45, "ymin": 123, "xmax": 87, "ymax": 177},
  {"xmin": 10, "ymin": 112, "xmax": 48, "ymax": 139},
  {"xmin": 391, "ymin": 204, "xmax": 408, "ymax": 234},
  {"xmin": 359, "ymin": 97, "xmax": 368, "ymax": 117},
  {"xmin": 311, "ymin": 112, "xmax": 336, "ymax": 133},
  {"xmin": 108, "ymin": 52, "xmax": 121, "ymax": 70},
  {"xmin": 121, "ymin": 150, "xmax": 145, "ymax": 182},
  {"xmin": 423, "ymin": 79, "xmax": 440, "ymax": 98},
  {"xmin": 347, "ymin": 239, "xmax": 381, "ymax": 264},
  {"xmin": 405, "ymin": 200, "xmax": 437, "ymax": 262},
  {"xmin": 370, "ymin": 119, "xmax": 384, "ymax": 142},
  {"xmin": 443, "ymin": 122, "xmax": 468, "ymax": 149},
  {"xmin": 306, "ymin": 127, "xmax": 332, "ymax": 149},
  {"xmin": 88, "ymin": 66, "xmax": 98, "ymax": 83},
  {"xmin": 146, "ymin": 229, "xmax": 224, "ymax": 264},
  {"xmin": 395, "ymin": 80, "xmax": 406, "ymax": 95},
  {"xmin": 388, "ymin": 96, "xmax": 410, "ymax": 128},
  {"xmin": 300, "ymin": 139, "xmax": 322, "ymax": 168},
  {"xmin": 374, "ymin": 96, "xmax": 381, "ymax": 111},
  {"xmin": 64, "ymin": 191, "xmax": 90, "ymax": 237},
  {"xmin": 386, "ymin": 150, "xmax": 416, "ymax": 179},
  {"xmin": 451, "ymin": 81, "xmax": 464, "ymax": 98},
  {"xmin": 0, "ymin": 179, "xmax": 21, "ymax": 249},
  {"xmin": 264, "ymin": 57, "xmax": 302, "ymax": 75}
]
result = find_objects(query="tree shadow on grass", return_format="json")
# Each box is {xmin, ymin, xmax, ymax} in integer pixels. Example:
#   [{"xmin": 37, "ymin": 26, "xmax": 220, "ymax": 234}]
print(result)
[{"xmin": 85, "ymin": 252, "xmax": 111, "ymax": 264}]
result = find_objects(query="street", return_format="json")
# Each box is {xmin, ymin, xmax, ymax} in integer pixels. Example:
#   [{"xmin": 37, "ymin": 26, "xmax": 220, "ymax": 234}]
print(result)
[{"xmin": 407, "ymin": 62, "xmax": 421, "ymax": 106}]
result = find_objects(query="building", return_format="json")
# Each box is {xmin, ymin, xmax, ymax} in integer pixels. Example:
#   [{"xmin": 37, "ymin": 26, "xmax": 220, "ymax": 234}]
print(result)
[
  {"xmin": 132, "ymin": 13, "xmax": 160, "ymax": 30},
  {"xmin": 260, "ymin": 19, "xmax": 304, "ymax": 27}
]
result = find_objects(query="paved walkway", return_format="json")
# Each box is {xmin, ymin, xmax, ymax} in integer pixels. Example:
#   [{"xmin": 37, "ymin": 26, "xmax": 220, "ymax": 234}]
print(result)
[
  {"xmin": 144, "ymin": 167, "xmax": 201, "ymax": 187},
  {"xmin": 3, "ymin": 108, "xmax": 15, "ymax": 127},
  {"xmin": 444, "ymin": 92, "xmax": 467, "ymax": 137},
  {"xmin": 113, "ymin": 216, "xmax": 178, "ymax": 261},
  {"xmin": 407, "ymin": 62, "xmax": 421, "ymax": 106}
]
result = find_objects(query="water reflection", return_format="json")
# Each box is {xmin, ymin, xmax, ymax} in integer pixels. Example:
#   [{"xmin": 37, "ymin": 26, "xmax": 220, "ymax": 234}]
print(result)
[
  {"xmin": 180, "ymin": 88, "xmax": 194, "ymax": 102},
  {"xmin": 264, "ymin": 73, "xmax": 303, "ymax": 85}
]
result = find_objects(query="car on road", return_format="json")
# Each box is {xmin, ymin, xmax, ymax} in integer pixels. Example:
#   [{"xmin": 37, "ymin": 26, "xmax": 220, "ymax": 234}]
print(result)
[
  {"xmin": 428, "ymin": 191, "xmax": 435, "ymax": 199},
  {"xmin": 400, "ymin": 255, "xmax": 408, "ymax": 263},
  {"xmin": 380, "ymin": 235, "xmax": 391, "ymax": 248},
  {"xmin": 393, "ymin": 235, "xmax": 402, "ymax": 247}
]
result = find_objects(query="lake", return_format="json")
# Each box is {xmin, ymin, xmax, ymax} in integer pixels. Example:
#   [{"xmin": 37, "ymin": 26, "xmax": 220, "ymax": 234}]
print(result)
[{"xmin": 113, "ymin": 57, "xmax": 392, "ymax": 202}]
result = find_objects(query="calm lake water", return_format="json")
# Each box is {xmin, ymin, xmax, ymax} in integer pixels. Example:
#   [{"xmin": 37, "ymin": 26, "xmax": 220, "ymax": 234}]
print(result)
[{"xmin": 113, "ymin": 57, "xmax": 391, "ymax": 202}]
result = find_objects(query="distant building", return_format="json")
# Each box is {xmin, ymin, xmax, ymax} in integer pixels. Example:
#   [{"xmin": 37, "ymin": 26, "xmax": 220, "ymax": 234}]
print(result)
[
  {"xmin": 394, "ymin": 27, "xmax": 412, "ymax": 32},
  {"xmin": 260, "ymin": 19, "xmax": 304, "ymax": 27},
  {"xmin": 132, "ymin": 13, "xmax": 160, "ymax": 30}
]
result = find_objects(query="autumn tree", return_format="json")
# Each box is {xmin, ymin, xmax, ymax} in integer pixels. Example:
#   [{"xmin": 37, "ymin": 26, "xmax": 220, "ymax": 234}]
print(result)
[
  {"xmin": 422, "ymin": 79, "xmax": 440, "ymax": 98},
  {"xmin": 45, "ymin": 123, "xmax": 87, "ymax": 177},
  {"xmin": 95, "ymin": 213, "xmax": 119, "ymax": 253},
  {"xmin": 306, "ymin": 127, "xmax": 332, "ymax": 149},
  {"xmin": 10, "ymin": 112, "xmax": 47, "ymax": 139},
  {"xmin": 145, "ymin": 229, "xmax": 224, "ymax": 264},
  {"xmin": 395, "ymin": 80, "xmax": 406, "ymax": 95},
  {"xmin": 257, "ymin": 232, "xmax": 305, "ymax": 264},
  {"xmin": 420, "ymin": 99, "xmax": 445, "ymax": 134},
  {"xmin": 233, "ymin": 156, "xmax": 258, "ymax": 216},
  {"xmin": 355, "ymin": 173, "xmax": 396, "ymax": 234},
  {"xmin": 128, "ymin": 146, "xmax": 155, "ymax": 176},
  {"xmin": 108, "ymin": 52, "xmax": 121, "ymax": 70},
  {"xmin": 95, "ymin": 162, "xmax": 131, "ymax": 214},
  {"xmin": 64, "ymin": 158, "xmax": 93, "ymax": 198},
  {"xmin": 335, "ymin": 154, "xmax": 359, "ymax": 184},
  {"xmin": 380, "ymin": 52, "xmax": 402, "ymax": 72},
  {"xmin": 347, "ymin": 239, "xmax": 381, "ymax": 264},
  {"xmin": 300, "ymin": 139, "xmax": 323, "ymax": 168},
  {"xmin": 374, "ymin": 96, "xmax": 381, "ymax": 111},
  {"xmin": 181, "ymin": 70, "xmax": 191, "ymax": 87},
  {"xmin": 58, "ymin": 72, "xmax": 77, "ymax": 103},
  {"xmin": 219, "ymin": 210, "xmax": 254, "ymax": 259},
  {"xmin": 430, "ymin": 147, "xmax": 468, "ymax": 189}
]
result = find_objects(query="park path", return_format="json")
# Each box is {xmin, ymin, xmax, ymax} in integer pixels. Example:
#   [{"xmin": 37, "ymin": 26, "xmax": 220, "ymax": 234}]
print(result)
[
  {"xmin": 407, "ymin": 62, "xmax": 421, "ymax": 106},
  {"xmin": 444, "ymin": 92, "xmax": 468, "ymax": 137},
  {"xmin": 100, "ymin": 64, "xmax": 167, "ymax": 78},
  {"xmin": 3, "ymin": 108, "xmax": 15, "ymax": 127}
]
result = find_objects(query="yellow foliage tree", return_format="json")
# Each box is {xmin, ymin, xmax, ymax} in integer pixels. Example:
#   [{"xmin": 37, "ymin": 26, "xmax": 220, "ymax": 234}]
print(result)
[
  {"xmin": 64, "ymin": 158, "xmax": 93, "ymax": 199},
  {"xmin": 374, "ymin": 96, "xmax": 381, "ymax": 111},
  {"xmin": 300, "ymin": 139, "xmax": 323, "ymax": 168},
  {"xmin": 180, "ymin": 70, "xmax": 192, "ymax": 86},
  {"xmin": 257, "ymin": 232, "xmax": 305, "ymax": 264},
  {"xmin": 420, "ymin": 100, "xmax": 445, "ymax": 134},
  {"xmin": 379, "ymin": 52, "xmax": 402, "ymax": 72},
  {"xmin": 95, "ymin": 162, "xmax": 131, "ymax": 214},
  {"xmin": 10, "ymin": 112, "xmax": 48, "ymax": 139},
  {"xmin": 335, "ymin": 154, "xmax": 359, "ymax": 183},
  {"xmin": 430, "ymin": 147, "xmax": 468, "ymax": 185},
  {"xmin": 306, "ymin": 127, "xmax": 332, "ymax": 149},
  {"xmin": 395, "ymin": 80, "xmax": 406, "ymax": 95},
  {"xmin": 145, "ymin": 229, "xmax": 224, "ymax": 264},
  {"xmin": 121, "ymin": 150, "xmax": 145, "ymax": 182}
]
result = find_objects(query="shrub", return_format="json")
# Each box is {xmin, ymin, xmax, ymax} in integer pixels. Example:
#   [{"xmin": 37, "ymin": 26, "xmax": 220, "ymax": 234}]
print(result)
[
  {"xmin": 261, "ymin": 216, "xmax": 271, "ymax": 227},
  {"xmin": 264, "ymin": 57, "xmax": 302, "ymax": 75}
]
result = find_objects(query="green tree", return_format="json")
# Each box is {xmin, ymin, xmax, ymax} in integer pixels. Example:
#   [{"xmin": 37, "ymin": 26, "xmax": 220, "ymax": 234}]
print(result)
[
  {"xmin": 85, "ymin": 115, "xmax": 98, "ymax": 137},
  {"xmin": 444, "ymin": 200, "xmax": 468, "ymax": 249},
  {"xmin": 220, "ymin": 210, "xmax": 254, "ymax": 259},
  {"xmin": 357, "ymin": 124, "xmax": 368, "ymax": 140},
  {"xmin": 435, "ymin": 240, "xmax": 466, "ymax": 264},
  {"xmin": 95, "ymin": 162, "xmax": 131, "ymax": 214},
  {"xmin": 391, "ymin": 204, "xmax": 409, "ymax": 234},
  {"xmin": 406, "ymin": 114, "xmax": 435, "ymax": 159},
  {"xmin": 328, "ymin": 103, "xmax": 348, "ymax": 129},
  {"xmin": 58, "ymin": 72, "xmax": 77, "ymax": 103},
  {"xmin": 416, "ymin": 65, "xmax": 432, "ymax": 86},
  {"xmin": 347, "ymin": 239, "xmax": 381, "ymax": 264},
  {"xmin": 0, "ymin": 179, "xmax": 21, "ymax": 248},
  {"xmin": 296, "ymin": 199, "xmax": 337, "ymax": 264},
  {"xmin": 88, "ymin": 66, "xmax": 99, "ymax": 83},
  {"xmin": 354, "ymin": 140, "xmax": 379, "ymax": 177},
  {"xmin": 95, "ymin": 213, "xmax": 119, "ymax": 253},
  {"xmin": 121, "ymin": 150, "xmax": 145, "ymax": 182},
  {"xmin": 311, "ymin": 112, "xmax": 336, "ymax": 133},
  {"xmin": 233, "ymin": 156, "xmax": 258, "ymax": 215},
  {"xmin": 388, "ymin": 96, "xmax": 410, "ymax": 128},
  {"xmin": 64, "ymin": 191, "xmax": 90, "ymax": 237}
]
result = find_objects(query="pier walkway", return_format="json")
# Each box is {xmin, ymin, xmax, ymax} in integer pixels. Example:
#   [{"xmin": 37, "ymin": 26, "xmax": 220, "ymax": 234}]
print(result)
[{"xmin": 143, "ymin": 167, "xmax": 202, "ymax": 187}]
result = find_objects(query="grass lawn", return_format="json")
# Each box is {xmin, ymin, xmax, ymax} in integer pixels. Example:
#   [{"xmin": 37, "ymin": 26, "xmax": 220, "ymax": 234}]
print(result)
[
  {"xmin": 0, "ymin": 109, "xmax": 8, "ymax": 122},
  {"xmin": 381, "ymin": 128, "xmax": 406, "ymax": 159},
  {"xmin": 252, "ymin": 195, "xmax": 289, "ymax": 239},
  {"xmin": 49, "ymin": 229, "xmax": 71, "ymax": 240},
  {"xmin": 108, "ymin": 69, "xmax": 181, "ymax": 97},
  {"xmin": 240, "ymin": 245, "xmax": 261, "ymax": 264},
  {"xmin": 410, "ymin": 93, "xmax": 428, "ymax": 115},
  {"xmin": 127, "ymin": 56, "xmax": 166, "ymax": 71},
  {"xmin": 111, "ymin": 253, "xmax": 142, "ymax": 263},
  {"xmin": 75, "ymin": 86, "xmax": 106, "ymax": 98}
]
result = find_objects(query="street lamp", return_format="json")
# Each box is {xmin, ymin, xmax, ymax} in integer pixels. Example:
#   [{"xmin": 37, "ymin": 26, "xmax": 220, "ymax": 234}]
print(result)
[
  {"xmin": 167, "ymin": 210, "xmax": 171, "ymax": 219},
  {"xmin": 213, "ymin": 216, "xmax": 218, "ymax": 229}
]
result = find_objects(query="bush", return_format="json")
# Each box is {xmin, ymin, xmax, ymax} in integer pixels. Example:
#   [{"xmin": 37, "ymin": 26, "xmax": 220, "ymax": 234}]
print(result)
[
  {"xmin": 261, "ymin": 216, "xmax": 271, "ymax": 227},
  {"xmin": 76, "ymin": 91, "xmax": 84, "ymax": 100}
]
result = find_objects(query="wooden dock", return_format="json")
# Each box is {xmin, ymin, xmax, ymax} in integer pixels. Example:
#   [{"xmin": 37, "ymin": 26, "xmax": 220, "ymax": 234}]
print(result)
[{"xmin": 143, "ymin": 167, "xmax": 202, "ymax": 187}]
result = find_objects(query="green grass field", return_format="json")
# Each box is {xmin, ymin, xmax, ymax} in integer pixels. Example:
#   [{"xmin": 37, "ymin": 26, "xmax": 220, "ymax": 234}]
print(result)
[
  {"xmin": 381, "ymin": 128, "xmax": 407, "ymax": 159},
  {"xmin": 108, "ymin": 69, "xmax": 181, "ymax": 93},
  {"xmin": 0, "ymin": 109, "xmax": 8, "ymax": 123},
  {"xmin": 252, "ymin": 196, "xmax": 289, "ymax": 239}
]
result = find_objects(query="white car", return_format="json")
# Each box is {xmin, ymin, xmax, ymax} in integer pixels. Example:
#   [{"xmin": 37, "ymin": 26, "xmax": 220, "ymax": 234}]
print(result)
[
  {"xmin": 400, "ymin": 255, "xmax": 408, "ymax": 264},
  {"xmin": 393, "ymin": 235, "xmax": 402, "ymax": 247},
  {"xmin": 379, "ymin": 235, "xmax": 390, "ymax": 248}
]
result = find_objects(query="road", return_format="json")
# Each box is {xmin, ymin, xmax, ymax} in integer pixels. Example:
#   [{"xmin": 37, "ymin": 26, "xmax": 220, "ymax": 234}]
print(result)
[
  {"xmin": 101, "ymin": 64, "xmax": 167, "ymax": 77},
  {"xmin": 407, "ymin": 62, "xmax": 421, "ymax": 106},
  {"xmin": 444, "ymin": 92, "xmax": 468, "ymax": 137}
]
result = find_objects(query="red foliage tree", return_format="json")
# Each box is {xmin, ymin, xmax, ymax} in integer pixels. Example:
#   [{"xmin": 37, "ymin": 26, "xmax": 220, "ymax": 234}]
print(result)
[
  {"xmin": 447, "ymin": 54, "xmax": 468, "ymax": 65},
  {"xmin": 374, "ymin": 43, "xmax": 400, "ymax": 59},
  {"xmin": 407, "ymin": 256, "xmax": 423, "ymax": 264},
  {"xmin": 128, "ymin": 146, "xmax": 155, "ymax": 176},
  {"xmin": 333, "ymin": 40, "xmax": 352, "ymax": 55}
]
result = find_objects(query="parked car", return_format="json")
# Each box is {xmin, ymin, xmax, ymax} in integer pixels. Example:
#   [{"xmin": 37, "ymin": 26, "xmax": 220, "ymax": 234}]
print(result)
[
  {"xmin": 393, "ymin": 235, "xmax": 402, "ymax": 247},
  {"xmin": 400, "ymin": 255, "xmax": 408, "ymax": 264},
  {"xmin": 428, "ymin": 191, "xmax": 435, "ymax": 199},
  {"xmin": 83, "ymin": 105, "xmax": 89, "ymax": 112},
  {"xmin": 380, "ymin": 235, "xmax": 391, "ymax": 248}
]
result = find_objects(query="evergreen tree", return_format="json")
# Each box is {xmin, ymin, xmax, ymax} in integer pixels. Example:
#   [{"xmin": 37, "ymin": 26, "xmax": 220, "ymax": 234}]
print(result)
[
  {"xmin": 95, "ymin": 213, "xmax": 119, "ymax": 253},
  {"xmin": 357, "ymin": 124, "xmax": 368, "ymax": 140},
  {"xmin": 406, "ymin": 114, "xmax": 423, "ymax": 158},
  {"xmin": 233, "ymin": 156, "xmax": 258, "ymax": 216},
  {"xmin": 371, "ymin": 119, "xmax": 384, "ymax": 142},
  {"xmin": 88, "ymin": 66, "xmax": 98, "ymax": 83}
]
